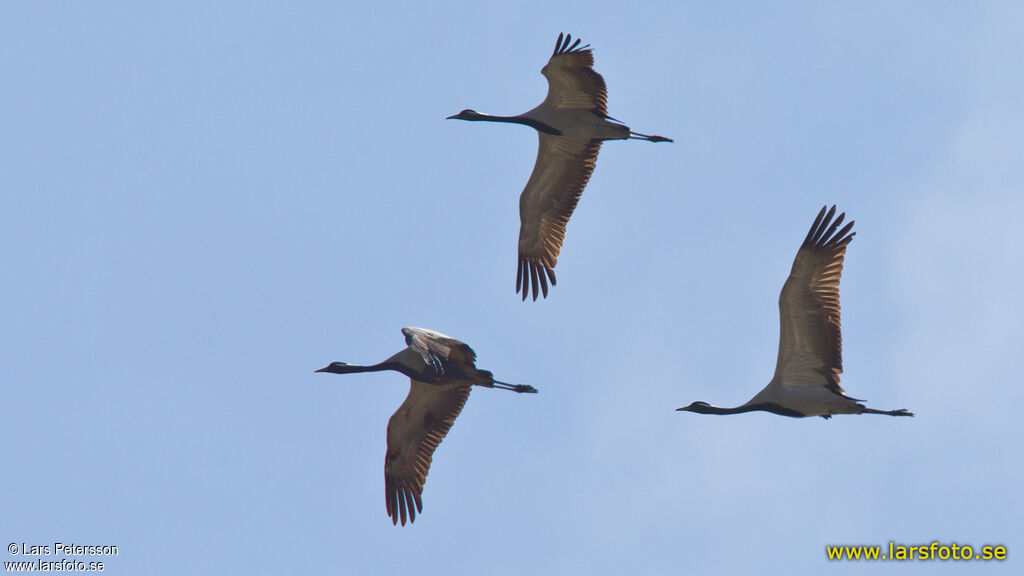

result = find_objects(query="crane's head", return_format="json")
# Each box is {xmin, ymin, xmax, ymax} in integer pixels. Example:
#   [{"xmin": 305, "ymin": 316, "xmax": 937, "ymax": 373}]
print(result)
[
  {"xmin": 446, "ymin": 109, "xmax": 483, "ymax": 121},
  {"xmin": 675, "ymin": 401, "xmax": 713, "ymax": 413},
  {"xmin": 315, "ymin": 362, "xmax": 352, "ymax": 374}
]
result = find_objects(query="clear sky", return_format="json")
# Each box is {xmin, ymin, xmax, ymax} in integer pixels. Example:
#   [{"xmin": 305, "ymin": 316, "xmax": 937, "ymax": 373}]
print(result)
[{"xmin": 2, "ymin": 2, "xmax": 1021, "ymax": 574}]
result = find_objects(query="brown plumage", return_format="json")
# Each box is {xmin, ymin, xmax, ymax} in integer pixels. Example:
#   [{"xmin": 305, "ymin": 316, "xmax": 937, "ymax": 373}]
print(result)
[
  {"xmin": 316, "ymin": 327, "xmax": 537, "ymax": 525},
  {"xmin": 516, "ymin": 137, "xmax": 602, "ymax": 300},
  {"xmin": 385, "ymin": 380, "xmax": 469, "ymax": 526},
  {"xmin": 540, "ymin": 35, "xmax": 608, "ymax": 116},
  {"xmin": 448, "ymin": 33, "xmax": 672, "ymax": 301}
]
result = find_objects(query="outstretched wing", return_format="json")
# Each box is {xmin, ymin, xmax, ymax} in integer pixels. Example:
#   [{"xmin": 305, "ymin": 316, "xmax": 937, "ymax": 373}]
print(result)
[
  {"xmin": 401, "ymin": 326, "xmax": 478, "ymax": 373},
  {"xmin": 384, "ymin": 381, "xmax": 471, "ymax": 526},
  {"xmin": 517, "ymin": 135, "xmax": 602, "ymax": 300},
  {"xmin": 515, "ymin": 34, "xmax": 610, "ymax": 301},
  {"xmin": 772, "ymin": 206, "xmax": 856, "ymax": 393},
  {"xmin": 541, "ymin": 33, "xmax": 608, "ymax": 116}
]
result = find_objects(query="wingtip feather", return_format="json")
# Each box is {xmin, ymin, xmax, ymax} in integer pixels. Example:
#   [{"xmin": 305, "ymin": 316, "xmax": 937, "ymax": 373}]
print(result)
[
  {"xmin": 552, "ymin": 32, "xmax": 591, "ymax": 56},
  {"xmin": 553, "ymin": 32, "xmax": 564, "ymax": 57},
  {"xmin": 804, "ymin": 204, "xmax": 859, "ymax": 249},
  {"xmin": 529, "ymin": 262, "xmax": 540, "ymax": 301},
  {"xmin": 517, "ymin": 259, "xmax": 556, "ymax": 301}
]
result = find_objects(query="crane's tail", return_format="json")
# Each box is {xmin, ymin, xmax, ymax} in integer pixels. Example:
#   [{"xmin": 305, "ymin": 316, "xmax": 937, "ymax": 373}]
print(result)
[
  {"xmin": 491, "ymin": 379, "xmax": 538, "ymax": 394},
  {"xmin": 629, "ymin": 131, "xmax": 673, "ymax": 143}
]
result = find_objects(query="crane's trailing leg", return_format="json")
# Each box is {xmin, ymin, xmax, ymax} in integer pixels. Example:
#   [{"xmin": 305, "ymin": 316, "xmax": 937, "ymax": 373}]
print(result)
[
  {"xmin": 861, "ymin": 407, "xmax": 914, "ymax": 417},
  {"xmin": 492, "ymin": 379, "xmax": 538, "ymax": 393},
  {"xmin": 629, "ymin": 131, "xmax": 673, "ymax": 143}
]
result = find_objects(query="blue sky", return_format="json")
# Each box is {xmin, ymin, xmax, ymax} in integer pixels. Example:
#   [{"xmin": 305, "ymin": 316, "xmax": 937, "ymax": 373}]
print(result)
[{"xmin": 2, "ymin": 2, "xmax": 1021, "ymax": 574}]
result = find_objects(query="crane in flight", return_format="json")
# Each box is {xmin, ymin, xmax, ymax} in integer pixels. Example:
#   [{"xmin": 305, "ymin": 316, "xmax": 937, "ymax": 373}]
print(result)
[
  {"xmin": 316, "ymin": 327, "xmax": 537, "ymax": 525},
  {"xmin": 448, "ymin": 33, "xmax": 672, "ymax": 301},
  {"xmin": 677, "ymin": 206, "xmax": 914, "ymax": 419}
]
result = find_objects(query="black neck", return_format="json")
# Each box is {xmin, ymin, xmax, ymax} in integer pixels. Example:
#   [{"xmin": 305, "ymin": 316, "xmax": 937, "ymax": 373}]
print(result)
[
  {"xmin": 468, "ymin": 113, "xmax": 562, "ymax": 136},
  {"xmin": 317, "ymin": 361, "xmax": 390, "ymax": 375},
  {"xmin": 682, "ymin": 402, "xmax": 805, "ymax": 418},
  {"xmin": 317, "ymin": 360, "xmax": 432, "ymax": 381}
]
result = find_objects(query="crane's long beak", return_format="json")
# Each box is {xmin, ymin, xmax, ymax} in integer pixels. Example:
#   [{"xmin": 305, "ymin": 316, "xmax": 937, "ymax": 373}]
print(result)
[{"xmin": 445, "ymin": 114, "xmax": 458, "ymax": 119}]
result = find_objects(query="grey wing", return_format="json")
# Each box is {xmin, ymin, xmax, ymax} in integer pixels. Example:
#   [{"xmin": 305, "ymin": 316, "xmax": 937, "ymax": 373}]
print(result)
[
  {"xmin": 516, "ymin": 135, "xmax": 602, "ymax": 300},
  {"xmin": 384, "ymin": 381, "xmax": 471, "ymax": 526},
  {"xmin": 772, "ymin": 206, "xmax": 855, "ymax": 393}
]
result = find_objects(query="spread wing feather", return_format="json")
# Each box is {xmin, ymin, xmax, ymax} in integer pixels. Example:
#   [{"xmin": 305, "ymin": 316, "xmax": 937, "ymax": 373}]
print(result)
[
  {"xmin": 772, "ymin": 206, "xmax": 855, "ymax": 393},
  {"xmin": 542, "ymin": 33, "xmax": 608, "ymax": 115},
  {"xmin": 384, "ymin": 381, "xmax": 471, "ymax": 526}
]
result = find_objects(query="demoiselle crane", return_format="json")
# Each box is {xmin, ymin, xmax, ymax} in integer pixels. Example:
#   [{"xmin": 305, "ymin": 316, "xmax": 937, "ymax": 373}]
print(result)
[
  {"xmin": 448, "ymin": 33, "xmax": 672, "ymax": 301},
  {"xmin": 316, "ymin": 327, "xmax": 537, "ymax": 525},
  {"xmin": 676, "ymin": 206, "xmax": 914, "ymax": 419}
]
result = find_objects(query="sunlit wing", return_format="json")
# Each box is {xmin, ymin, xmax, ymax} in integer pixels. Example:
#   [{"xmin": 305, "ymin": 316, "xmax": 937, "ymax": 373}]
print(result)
[
  {"xmin": 516, "ymin": 135, "xmax": 602, "ymax": 300},
  {"xmin": 514, "ymin": 34, "xmax": 611, "ymax": 300},
  {"xmin": 541, "ymin": 33, "xmax": 608, "ymax": 115},
  {"xmin": 771, "ymin": 206, "xmax": 855, "ymax": 393},
  {"xmin": 402, "ymin": 326, "xmax": 477, "ymax": 372},
  {"xmin": 384, "ymin": 381, "xmax": 471, "ymax": 526}
]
